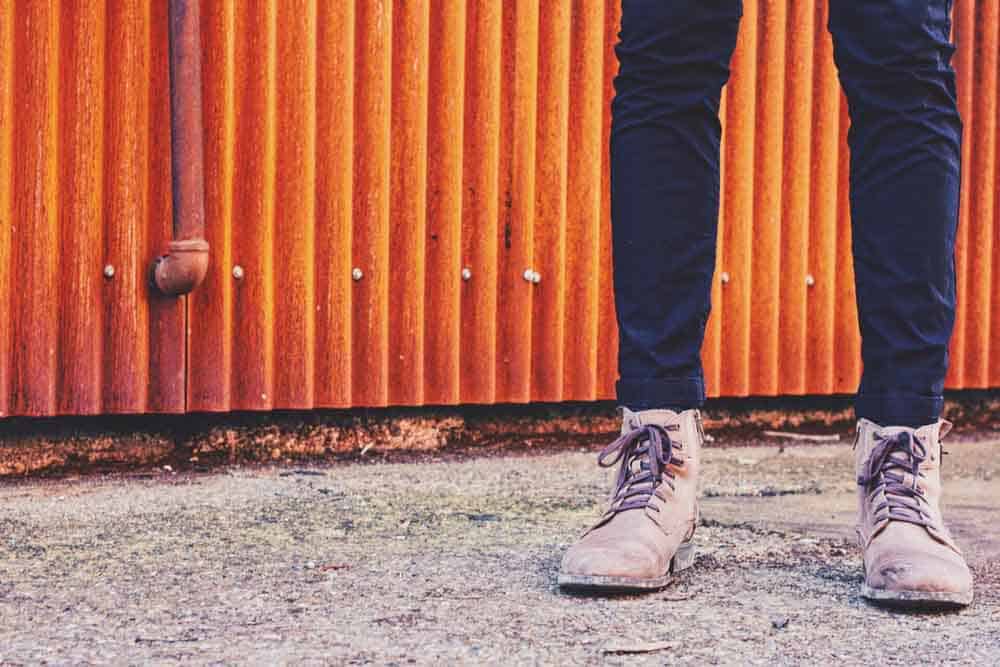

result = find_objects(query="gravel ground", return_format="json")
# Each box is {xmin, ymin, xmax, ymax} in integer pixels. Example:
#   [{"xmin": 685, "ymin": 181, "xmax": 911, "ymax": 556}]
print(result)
[{"xmin": 1, "ymin": 434, "xmax": 998, "ymax": 665}]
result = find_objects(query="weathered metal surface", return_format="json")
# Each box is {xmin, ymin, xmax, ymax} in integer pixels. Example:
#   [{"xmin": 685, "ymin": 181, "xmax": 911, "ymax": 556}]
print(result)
[
  {"xmin": 1, "ymin": 0, "xmax": 998, "ymax": 417},
  {"xmin": 1, "ymin": 0, "xmax": 183, "ymax": 416}
]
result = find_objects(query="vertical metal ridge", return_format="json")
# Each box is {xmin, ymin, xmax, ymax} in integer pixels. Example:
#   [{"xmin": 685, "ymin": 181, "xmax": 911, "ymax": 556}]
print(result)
[
  {"xmin": 594, "ymin": 0, "xmax": 621, "ymax": 401},
  {"xmin": 187, "ymin": 0, "xmax": 235, "ymax": 412},
  {"xmin": 562, "ymin": 0, "xmax": 604, "ymax": 401},
  {"xmin": 0, "ymin": 2, "xmax": 12, "ymax": 417},
  {"xmin": 460, "ymin": 0, "xmax": 502, "ymax": 404},
  {"xmin": 750, "ymin": 0, "xmax": 787, "ymax": 395},
  {"xmin": 531, "ymin": 0, "xmax": 571, "ymax": 403},
  {"xmin": 147, "ymin": 0, "xmax": 185, "ymax": 413},
  {"xmin": 720, "ymin": 0, "xmax": 759, "ymax": 396},
  {"xmin": 11, "ymin": 1, "xmax": 60, "ymax": 416},
  {"xmin": 806, "ymin": 1, "xmax": 838, "ymax": 395},
  {"xmin": 388, "ymin": 0, "xmax": 429, "ymax": 407},
  {"xmin": 273, "ymin": 0, "xmax": 317, "ymax": 408},
  {"xmin": 314, "ymin": 1, "xmax": 354, "ymax": 408},
  {"xmin": 56, "ymin": 4, "xmax": 104, "ymax": 414},
  {"xmin": 965, "ymin": 2, "xmax": 997, "ymax": 387},
  {"xmin": 424, "ymin": 0, "xmax": 466, "ymax": 405},
  {"xmin": 986, "ymin": 0, "xmax": 1000, "ymax": 387},
  {"xmin": 495, "ymin": 2, "xmax": 538, "ymax": 403},
  {"xmin": 352, "ymin": 0, "xmax": 392, "ymax": 406},
  {"xmin": 105, "ymin": 0, "xmax": 160, "ymax": 412},
  {"xmin": 231, "ymin": 0, "xmax": 277, "ymax": 409},
  {"xmin": 777, "ymin": 0, "xmax": 814, "ymax": 395},
  {"xmin": 947, "ymin": 0, "xmax": 975, "ymax": 389},
  {"xmin": 833, "ymin": 94, "xmax": 860, "ymax": 393}
]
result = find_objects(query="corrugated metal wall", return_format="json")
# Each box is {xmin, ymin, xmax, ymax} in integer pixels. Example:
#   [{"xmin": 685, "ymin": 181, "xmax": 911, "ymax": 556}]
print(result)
[
  {"xmin": 1, "ymin": 0, "xmax": 998, "ymax": 417},
  {"xmin": 1, "ymin": 1, "xmax": 184, "ymax": 417}
]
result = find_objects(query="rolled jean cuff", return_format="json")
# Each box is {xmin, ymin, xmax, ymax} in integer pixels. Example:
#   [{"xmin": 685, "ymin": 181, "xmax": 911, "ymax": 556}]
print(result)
[
  {"xmin": 855, "ymin": 393, "xmax": 943, "ymax": 427},
  {"xmin": 616, "ymin": 377, "xmax": 705, "ymax": 411}
]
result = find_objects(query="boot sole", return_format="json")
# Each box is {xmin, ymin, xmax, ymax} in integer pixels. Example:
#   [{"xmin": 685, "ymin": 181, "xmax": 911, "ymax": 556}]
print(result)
[
  {"xmin": 861, "ymin": 584, "xmax": 973, "ymax": 609},
  {"xmin": 557, "ymin": 541, "xmax": 695, "ymax": 593}
]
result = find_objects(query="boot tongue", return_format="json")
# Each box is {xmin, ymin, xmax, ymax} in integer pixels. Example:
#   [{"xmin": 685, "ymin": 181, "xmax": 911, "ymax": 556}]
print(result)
[
  {"xmin": 874, "ymin": 421, "xmax": 944, "ymax": 445},
  {"xmin": 877, "ymin": 423, "xmax": 942, "ymax": 464},
  {"xmin": 619, "ymin": 410, "xmax": 682, "ymax": 481},
  {"xmin": 620, "ymin": 408, "xmax": 681, "ymax": 435},
  {"xmin": 876, "ymin": 427, "xmax": 918, "ymax": 470}
]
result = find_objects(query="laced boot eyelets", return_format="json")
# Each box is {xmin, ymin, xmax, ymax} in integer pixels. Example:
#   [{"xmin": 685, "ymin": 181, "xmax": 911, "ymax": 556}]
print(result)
[{"xmin": 597, "ymin": 423, "xmax": 681, "ymax": 517}]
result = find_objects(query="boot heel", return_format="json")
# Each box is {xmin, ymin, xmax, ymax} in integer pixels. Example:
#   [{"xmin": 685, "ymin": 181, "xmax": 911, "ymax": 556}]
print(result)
[{"xmin": 671, "ymin": 541, "xmax": 696, "ymax": 573}]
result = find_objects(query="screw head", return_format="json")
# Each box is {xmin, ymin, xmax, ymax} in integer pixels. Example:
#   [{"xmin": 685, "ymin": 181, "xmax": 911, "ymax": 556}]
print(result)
[
  {"xmin": 523, "ymin": 269, "xmax": 541, "ymax": 284},
  {"xmin": 805, "ymin": 274, "xmax": 816, "ymax": 287},
  {"xmin": 352, "ymin": 267, "xmax": 364, "ymax": 282},
  {"xmin": 720, "ymin": 271, "xmax": 731, "ymax": 284},
  {"xmin": 232, "ymin": 265, "xmax": 245, "ymax": 280},
  {"xmin": 461, "ymin": 267, "xmax": 472, "ymax": 282},
  {"xmin": 103, "ymin": 264, "xmax": 115, "ymax": 279}
]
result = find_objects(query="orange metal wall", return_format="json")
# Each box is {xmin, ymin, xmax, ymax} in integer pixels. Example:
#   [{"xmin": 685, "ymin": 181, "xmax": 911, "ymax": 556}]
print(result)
[
  {"xmin": 1, "ymin": 0, "xmax": 998, "ymax": 417},
  {"xmin": 1, "ymin": 1, "xmax": 183, "ymax": 418}
]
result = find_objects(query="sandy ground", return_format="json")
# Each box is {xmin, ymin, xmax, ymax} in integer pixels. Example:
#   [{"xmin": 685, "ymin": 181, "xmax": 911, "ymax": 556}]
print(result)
[{"xmin": 1, "ymin": 433, "xmax": 998, "ymax": 665}]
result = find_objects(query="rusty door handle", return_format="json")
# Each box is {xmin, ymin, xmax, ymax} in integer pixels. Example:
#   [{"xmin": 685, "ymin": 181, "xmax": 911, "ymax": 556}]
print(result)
[{"xmin": 152, "ymin": 0, "xmax": 208, "ymax": 296}]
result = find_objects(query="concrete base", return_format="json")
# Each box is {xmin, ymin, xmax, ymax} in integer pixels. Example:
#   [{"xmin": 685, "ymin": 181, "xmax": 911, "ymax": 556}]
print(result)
[{"xmin": 2, "ymin": 392, "xmax": 998, "ymax": 478}]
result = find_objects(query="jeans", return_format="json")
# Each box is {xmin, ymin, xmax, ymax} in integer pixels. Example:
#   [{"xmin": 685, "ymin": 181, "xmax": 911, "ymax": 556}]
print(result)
[{"xmin": 612, "ymin": 0, "xmax": 961, "ymax": 426}]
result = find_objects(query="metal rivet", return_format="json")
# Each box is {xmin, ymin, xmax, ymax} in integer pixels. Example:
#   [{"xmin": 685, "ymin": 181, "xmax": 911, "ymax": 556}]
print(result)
[
  {"xmin": 461, "ymin": 267, "xmax": 472, "ymax": 282},
  {"xmin": 805, "ymin": 274, "xmax": 816, "ymax": 287},
  {"xmin": 232, "ymin": 265, "xmax": 245, "ymax": 280},
  {"xmin": 720, "ymin": 271, "xmax": 730, "ymax": 284},
  {"xmin": 103, "ymin": 264, "xmax": 115, "ymax": 279},
  {"xmin": 523, "ymin": 269, "xmax": 541, "ymax": 284},
  {"xmin": 352, "ymin": 267, "xmax": 364, "ymax": 282}
]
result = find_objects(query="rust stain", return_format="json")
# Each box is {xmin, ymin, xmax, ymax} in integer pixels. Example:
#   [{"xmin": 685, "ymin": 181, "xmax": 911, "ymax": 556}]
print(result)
[{"xmin": 3, "ymin": 394, "xmax": 998, "ymax": 478}]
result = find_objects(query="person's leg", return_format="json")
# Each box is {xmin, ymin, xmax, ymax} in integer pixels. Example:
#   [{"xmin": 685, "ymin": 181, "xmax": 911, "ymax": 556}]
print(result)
[
  {"xmin": 830, "ymin": 0, "xmax": 961, "ymax": 427},
  {"xmin": 560, "ymin": 0, "xmax": 741, "ymax": 594},
  {"xmin": 830, "ymin": 0, "xmax": 971, "ymax": 608},
  {"xmin": 612, "ymin": 0, "xmax": 742, "ymax": 411}
]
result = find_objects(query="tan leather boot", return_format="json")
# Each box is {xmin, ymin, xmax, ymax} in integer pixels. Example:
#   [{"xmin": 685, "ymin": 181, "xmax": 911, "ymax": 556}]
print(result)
[
  {"xmin": 558, "ymin": 408, "xmax": 702, "ymax": 592},
  {"xmin": 854, "ymin": 418, "xmax": 973, "ymax": 608}
]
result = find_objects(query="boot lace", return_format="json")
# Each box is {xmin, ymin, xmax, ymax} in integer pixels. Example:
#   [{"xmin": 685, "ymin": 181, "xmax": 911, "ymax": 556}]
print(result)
[
  {"xmin": 857, "ymin": 429, "xmax": 932, "ymax": 528},
  {"xmin": 598, "ymin": 423, "xmax": 685, "ymax": 515}
]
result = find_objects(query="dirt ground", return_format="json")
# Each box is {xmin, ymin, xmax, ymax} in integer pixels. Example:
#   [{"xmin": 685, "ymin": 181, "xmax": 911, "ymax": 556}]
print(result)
[{"xmin": 1, "ymin": 429, "xmax": 998, "ymax": 665}]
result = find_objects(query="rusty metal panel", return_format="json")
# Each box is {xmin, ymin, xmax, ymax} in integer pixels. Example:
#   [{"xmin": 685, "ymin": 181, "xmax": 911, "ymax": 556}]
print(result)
[
  {"xmin": 0, "ymin": 0, "xmax": 184, "ymax": 415},
  {"xmin": 460, "ymin": 2, "xmax": 502, "ymax": 404},
  {"xmin": 0, "ymin": 1, "xmax": 12, "ymax": 417},
  {"xmin": 3, "ymin": 0, "xmax": 999, "ymax": 417},
  {"xmin": 959, "ymin": 0, "xmax": 998, "ymax": 389},
  {"xmin": 2, "ymin": 0, "xmax": 183, "ymax": 417}
]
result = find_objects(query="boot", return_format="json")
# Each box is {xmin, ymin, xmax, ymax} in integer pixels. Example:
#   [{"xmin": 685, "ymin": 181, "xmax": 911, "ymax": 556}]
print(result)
[
  {"xmin": 854, "ymin": 418, "xmax": 973, "ymax": 608},
  {"xmin": 558, "ymin": 408, "xmax": 702, "ymax": 592}
]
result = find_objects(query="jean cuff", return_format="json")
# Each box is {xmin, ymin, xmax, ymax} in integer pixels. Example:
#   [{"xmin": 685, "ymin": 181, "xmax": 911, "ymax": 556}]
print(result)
[
  {"xmin": 855, "ymin": 393, "xmax": 943, "ymax": 427},
  {"xmin": 616, "ymin": 377, "xmax": 705, "ymax": 411}
]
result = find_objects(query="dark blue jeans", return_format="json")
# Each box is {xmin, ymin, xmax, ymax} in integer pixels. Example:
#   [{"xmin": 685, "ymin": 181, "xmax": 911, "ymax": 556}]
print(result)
[{"xmin": 612, "ymin": 0, "xmax": 961, "ymax": 426}]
